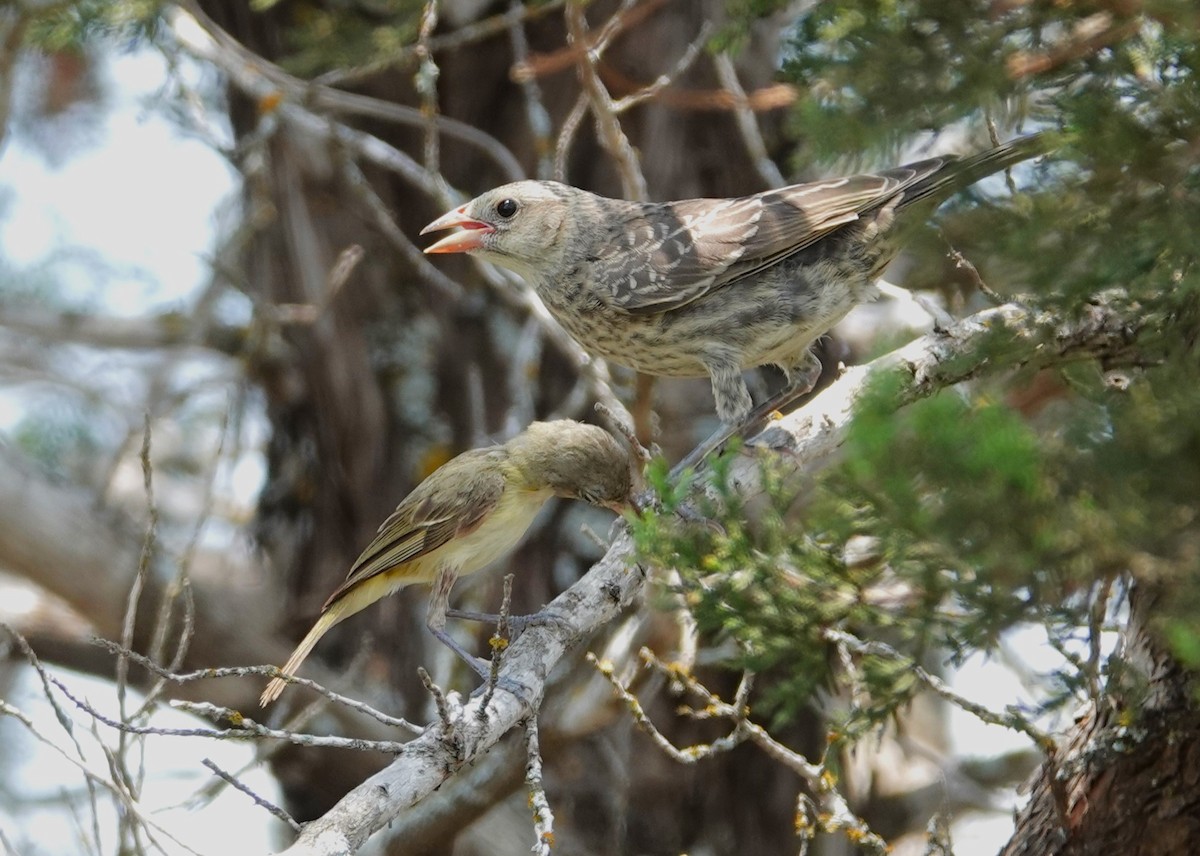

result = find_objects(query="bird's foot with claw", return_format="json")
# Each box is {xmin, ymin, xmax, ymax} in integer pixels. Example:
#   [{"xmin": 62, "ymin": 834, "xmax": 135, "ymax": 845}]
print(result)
[
  {"xmin": 431, "ymin": 624, "xmax": 538, "ymax": 706},
  {"xmin": 470, "ymin": 673, "xmax": 538, "ymax": 708},
  {"xmin": 445, "ymin": 606, "xmax": 575, "ymax": 636}
]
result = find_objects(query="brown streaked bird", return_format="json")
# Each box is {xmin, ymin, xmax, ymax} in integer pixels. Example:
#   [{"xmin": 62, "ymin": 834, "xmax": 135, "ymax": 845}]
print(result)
[
  {"xmin": 261, "ymin": 420, "xmax": 633, "ymax": 706},
  {"xmin": 422, "ymin": 135, "xmax": 1048, "ymax": 426}
]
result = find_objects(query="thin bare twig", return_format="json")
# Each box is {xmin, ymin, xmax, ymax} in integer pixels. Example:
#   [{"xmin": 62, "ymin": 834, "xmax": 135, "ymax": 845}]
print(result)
[
  {"xmin": 0, "ymin": 698, "xmax": 204, "ymax": 856},
  {"xmin": 949, "ymin": 246, "xmax": 1007, "ymax": 306},
  {"xmin": 419, "ymin": 667, "xmax": 455, "ymax": 733},
  {"xmin": 338, "ymin": 155, "xmax": 464, "ymax": 300},
  {"xmin": 56, "ymin": 669, "xmax": 398, "ymax": 753},
  {"xmin": 2, "ymin": 624, "xmax": 106, "ymax": 845},
  {"xmin": 90, "ymin": 638, "xmax": 423, "ymax": 733},
  {"xmin": 315, "ymin": 0, "xmax": 568, "ymax": 88},
  {"xmin": 201, "ymin": 758, "xmax": 301, "ymax": 831},
  {"xmin": 114, "ymin": 415, "xmax": 158, "ymax": 787},
  {"xmin": 98, "ymin": 738, "xmax": 154, "ymax": 856},
  {"xmin": 613, "ymin": 23, "xmax": 713, "ymax": 114},
  {"xmin": 712, "ymin": 52, "xmax": 786, "ymax": 188},
  {"xmin": 512, "ymin": 0, "xmax": 665, "ymax": 82},
  {"xmin": 589, "ymin": 647, "xmax": 888, "ymax": 853},
  {"xmin": 588, "ymin": 651, "xmax": 751, "ymax": 763},
  {"xmin": 553, "ymin": 92, "xmax": 591, "ymax": 182},
  {"xmin": 141, "ymin": 403, "xmax": 234, "ymax": 716},
  {"xmin": 825, "ymin": 629, "xmax": 1053, "ymax": 750},
  {"xmin": 524, "ymin": 718, "xmax": 554, "ymax": 855},
  {"xmin": 481, "ymin": 574, "xmax": 517, "ymax": 714},
  {"xmin": 176, "ymin": 1, "xmax": 524, "ymax": 183},
  {"xmin": 186, "ymin": 647, "xmax": 388, "ymax": 813},
  {"xmin": 507, "ymin": 0, "xmax": 555, "ymax": 179}
]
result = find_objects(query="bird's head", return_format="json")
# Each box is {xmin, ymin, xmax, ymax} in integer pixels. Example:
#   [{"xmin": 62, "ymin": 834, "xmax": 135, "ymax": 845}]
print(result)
[
  {"xmin": 507, "ymin": 420, "xmax": 634, "ymax": 514},
  {"xmin": 421, "ymin": 181, "xmax": 575, "ymax": 277}
]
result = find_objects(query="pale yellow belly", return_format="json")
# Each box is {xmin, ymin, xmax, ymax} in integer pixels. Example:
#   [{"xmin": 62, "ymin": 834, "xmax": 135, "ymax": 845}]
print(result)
[{"xmin": 428, "ymin": 485, "xmax": 553, "ymax": 578}]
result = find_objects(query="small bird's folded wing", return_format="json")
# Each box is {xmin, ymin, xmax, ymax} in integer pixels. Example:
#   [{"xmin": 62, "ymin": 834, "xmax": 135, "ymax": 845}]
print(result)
[
  {"xmin": 321, "ymin": 449, "xmax": 507, "ymax": 610},
  {"xmin": 597, "ymin": 166, "xmax": 938, "ymax": 314}
]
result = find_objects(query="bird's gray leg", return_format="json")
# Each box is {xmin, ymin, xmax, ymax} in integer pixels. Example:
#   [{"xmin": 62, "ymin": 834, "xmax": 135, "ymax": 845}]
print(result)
[
  {"xmin": 673, "ymin": 351, "xmax": 823, "ymax": 477},
  {"xmin": 426, "ymin": 566, "xmax": 492, "ymax": 680},
  {"xmin": 444, "ymin": 607, "xmax": 499, "ymax": 623},
  {"xmin": 704, "ymin": 351, "xmax": 754, "ymax": 426},
  {"xmin": 670, "ymin": 352, "xmax": 754, "ymax": 475},
  {"xmin": 431, "ymin": 574, "xmax": 541, "ymax": 704},
  {"xmin": 732, "ymin": 350, "xmax": 824, "ymax": 437}
]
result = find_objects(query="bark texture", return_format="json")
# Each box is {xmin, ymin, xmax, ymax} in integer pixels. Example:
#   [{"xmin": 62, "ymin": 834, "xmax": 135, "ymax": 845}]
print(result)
[{"xmin": 1003, "ymin": 587, "xmax": 1200, "ymax": 856}]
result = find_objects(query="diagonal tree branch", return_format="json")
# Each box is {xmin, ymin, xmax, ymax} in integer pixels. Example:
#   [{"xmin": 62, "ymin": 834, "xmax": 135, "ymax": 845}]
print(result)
[
  {"xmin": 270, "ymin": 290, "xmax": 1173, "ymax": 855},
  {"xmin": 0, "ymin": 304, "xmax": 248, "ymax": 354}
]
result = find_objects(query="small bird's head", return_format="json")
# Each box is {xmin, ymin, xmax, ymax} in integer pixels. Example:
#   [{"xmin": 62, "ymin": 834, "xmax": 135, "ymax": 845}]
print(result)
[
  {"xmin": 421, "ymin": 181, "xmax": 574, "ymax": 278},
  {"xmin": 506, "ymin": 420, "xmax": 634, "ymax": 513}
]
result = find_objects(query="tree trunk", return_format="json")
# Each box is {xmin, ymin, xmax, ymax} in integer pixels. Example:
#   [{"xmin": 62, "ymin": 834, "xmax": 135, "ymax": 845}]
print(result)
[{"xmin": 1002, "ymin": 586, "xmax": 1200, "ymax": 855}]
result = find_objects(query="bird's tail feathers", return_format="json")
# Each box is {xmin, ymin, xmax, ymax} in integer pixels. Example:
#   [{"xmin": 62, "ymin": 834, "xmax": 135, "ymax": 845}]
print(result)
[
  {"xmin": 259, "ymin": 572, "xmax": 411, "ymax": 706},
  {"xmin": 953, "ymin": 131, "xmax": 1053, "ymax": 185},
  {"xmin": 260, "ymin": 610, "xmax": 343, "ymax": 706},
  {"xmin": 904, "ymin": 131, "xmax": 1054, "ymax": 209}
]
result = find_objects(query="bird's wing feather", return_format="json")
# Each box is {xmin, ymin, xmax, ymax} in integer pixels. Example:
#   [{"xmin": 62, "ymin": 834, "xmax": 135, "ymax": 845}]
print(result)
[
  {"xmin": 321, "ymin": 448, "xmax": 507, "ymax": 609},
  {"xmin": 596, "ymin": 166, "xmax": 934, "ymax": 314}
]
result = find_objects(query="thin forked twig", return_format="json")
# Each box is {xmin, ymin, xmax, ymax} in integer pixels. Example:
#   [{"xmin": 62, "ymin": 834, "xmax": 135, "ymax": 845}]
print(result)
[
  {"xmin": 90, "ymin": 638, "xmax": 423, "ymax": 734},
  {"xmin": 588, "ymin": 647, "xmax": 889, "ymax": 853},
  {"xmin": 613, "ymin": 23, "xmax": 713, "ymax": 114},
  {"xmin": 564, "ymin": 0, "xmax": 647, "ymax": 200},
  {"xmin": 0, "ymin": 698, "xmax": 201, "ymax": 856},
  {"xmin": 316, "ymin": 0, "xmax": 568, "ymax": 88},
  {"xmin": 553, "ymin": 92, "xmax": 590, "ymax": 182},
  {"xmin": 481, "ymin": 574, "xmax": 517, "ymax": 714},
  {"xmin": 825, "ymin": 629, "xmax": 1053, "ymax": 750}
]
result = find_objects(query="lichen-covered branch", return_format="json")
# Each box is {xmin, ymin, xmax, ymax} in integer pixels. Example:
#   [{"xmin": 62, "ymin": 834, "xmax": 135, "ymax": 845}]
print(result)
[{"xmin": 264, "ymin": 289, "xmax": 1176, "ymax": 854}]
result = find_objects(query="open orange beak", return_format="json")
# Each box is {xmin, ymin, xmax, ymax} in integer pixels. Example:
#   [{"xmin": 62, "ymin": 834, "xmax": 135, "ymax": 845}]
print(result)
[{"xmin": 421, "ymin": 206, "xmax": 493, "ymax": 254}]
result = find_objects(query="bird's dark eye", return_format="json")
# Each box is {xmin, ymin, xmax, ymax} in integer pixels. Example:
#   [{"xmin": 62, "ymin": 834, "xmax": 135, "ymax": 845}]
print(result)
[{"xmin": 496, "ymin": 198, "xmax": 518, "ymax": 219}]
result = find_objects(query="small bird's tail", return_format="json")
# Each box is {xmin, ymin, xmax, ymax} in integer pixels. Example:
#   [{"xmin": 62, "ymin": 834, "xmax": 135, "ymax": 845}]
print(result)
[
  {"xmin": 948, "ymin": 132, "xmax": 1053, "ymax": 188},
  {"xmin": 260, "ymin": 610, "xmax": 343, "ymax": 706},
  {"xmin": 260, "ymin": 571, "xmax": 408, "ymax": 706},
  {"xmin": 901, "ymin": 132, "xmax": 1054, "ymax": 210}
]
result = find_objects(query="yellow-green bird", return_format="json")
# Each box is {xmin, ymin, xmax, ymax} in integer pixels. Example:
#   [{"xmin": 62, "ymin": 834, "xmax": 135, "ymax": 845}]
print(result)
[{"xmin": 261, "ymin": 420, "xmax": 633, "ymax": 705}]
